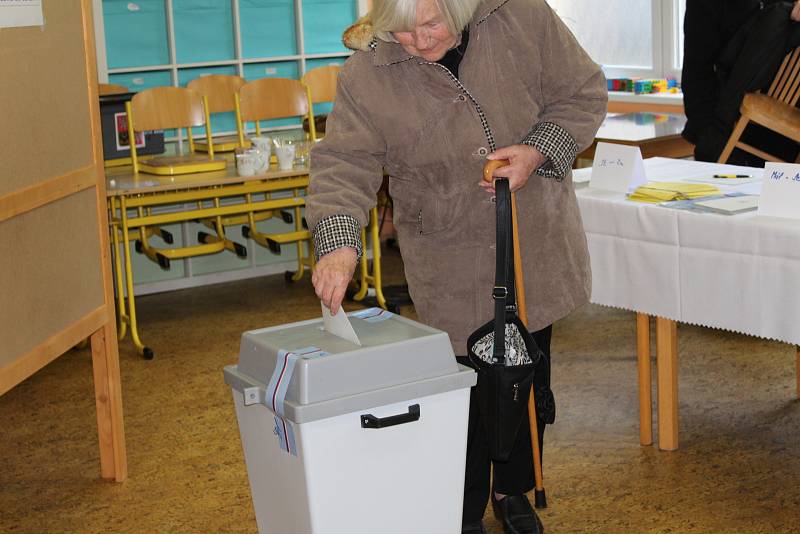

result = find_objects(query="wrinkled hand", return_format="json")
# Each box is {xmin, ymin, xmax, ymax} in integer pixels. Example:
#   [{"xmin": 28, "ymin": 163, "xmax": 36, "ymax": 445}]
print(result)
[
  {"xmin": 312, "ymin": 247, "xmax": 358, "ymax": 314},
  {"xmin": 479, "ymin": 144, "xmax": 547, "ymax": 194},
  {"xmin": 792, "ymin": 1, "xmax": 800, "ymax": 22}
]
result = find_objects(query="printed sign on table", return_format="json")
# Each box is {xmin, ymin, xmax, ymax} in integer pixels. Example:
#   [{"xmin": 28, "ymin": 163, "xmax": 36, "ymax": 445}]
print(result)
[
  {"xmin": 759, "ymin": 163, "xmax": 800, "ymax": 220},
  {"xmin": 590, "ymin": 142, "xmax": 647, "ymax": 193}
]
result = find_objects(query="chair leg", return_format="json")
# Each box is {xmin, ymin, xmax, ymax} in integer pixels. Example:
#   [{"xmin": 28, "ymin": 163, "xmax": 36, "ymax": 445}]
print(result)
[{"xmin": 718, "ymin": 116, "xmax": 750, "ymax": 163}]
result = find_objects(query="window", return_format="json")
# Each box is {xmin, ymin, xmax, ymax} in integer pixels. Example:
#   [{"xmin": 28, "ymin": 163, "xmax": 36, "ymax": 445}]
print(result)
[
  {"xmin": 549, "ymin": 0, "xmax": 685, "ymax": 82},
  {"xmin": 95, "ymin": 0, "xmax": 360, "ymax": 134}
]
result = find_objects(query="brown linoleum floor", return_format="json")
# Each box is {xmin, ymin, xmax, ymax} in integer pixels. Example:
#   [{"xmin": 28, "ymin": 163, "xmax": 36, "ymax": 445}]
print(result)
[{"xmin": 2, "ymin": 246, "xmax": 799, "ymax": 533}]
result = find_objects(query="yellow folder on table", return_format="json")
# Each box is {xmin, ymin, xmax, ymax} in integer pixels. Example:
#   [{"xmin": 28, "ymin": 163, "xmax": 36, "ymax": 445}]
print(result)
[{"xmin": 629, "ymin": 182, "xmax": 721, "ymax": 203}]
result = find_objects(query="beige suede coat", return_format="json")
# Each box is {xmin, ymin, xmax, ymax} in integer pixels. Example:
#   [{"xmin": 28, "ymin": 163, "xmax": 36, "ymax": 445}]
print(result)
[{"xmin": 307, "ymin": 0, "xmax": 607, "ymax": 352}]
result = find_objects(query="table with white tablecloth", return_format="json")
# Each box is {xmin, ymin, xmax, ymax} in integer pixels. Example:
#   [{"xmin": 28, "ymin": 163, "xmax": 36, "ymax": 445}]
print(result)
[{"xmin": 573, "ymin": 158, "xmax": 800, "ymax": 450}]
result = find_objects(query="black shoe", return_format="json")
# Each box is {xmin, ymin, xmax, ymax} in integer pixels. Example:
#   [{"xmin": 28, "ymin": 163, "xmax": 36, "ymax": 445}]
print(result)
[
  {"xmin": 461, "ymin": 520, "xmax": 486, "ymax": 534},
  {"xmin": 491, "ymin": 493, "xmax": 544, "ymax": 534}
]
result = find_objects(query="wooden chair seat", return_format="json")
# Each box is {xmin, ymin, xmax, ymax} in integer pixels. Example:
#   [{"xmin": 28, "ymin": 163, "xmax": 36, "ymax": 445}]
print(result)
[
  {"xmin": 741, "ymin": 92, "xmax": 800, "ymax": 140},
  {"xmin": 195, "ymin": 134, "xmax": 250, "ymax": 153},
  {"xmin": 136, "ymin": 154, "xmax": 226, "ymax": 176}
]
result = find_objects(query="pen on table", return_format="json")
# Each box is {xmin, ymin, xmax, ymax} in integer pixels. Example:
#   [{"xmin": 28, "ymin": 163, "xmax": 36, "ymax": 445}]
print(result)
[{"xmin": 713, "ymin": 174, "xmax": 752, "ymax": 178}]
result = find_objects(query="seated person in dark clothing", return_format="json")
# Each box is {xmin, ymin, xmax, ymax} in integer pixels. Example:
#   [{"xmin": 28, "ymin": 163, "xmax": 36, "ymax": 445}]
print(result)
[{"xmin": 682, "ymin": 0, "xmax": 800, "ymax": 164}]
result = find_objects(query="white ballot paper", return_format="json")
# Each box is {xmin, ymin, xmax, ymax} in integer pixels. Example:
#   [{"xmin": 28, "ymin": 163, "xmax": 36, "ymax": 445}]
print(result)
[{"xmin": 321, "ymin": 303, "xmax": 362, "ymax": 346}]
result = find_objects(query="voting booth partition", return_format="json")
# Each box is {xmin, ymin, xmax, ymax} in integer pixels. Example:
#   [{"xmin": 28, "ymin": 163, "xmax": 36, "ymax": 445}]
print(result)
[{"xmin": 0, "ymin": 0, "xmax": 126, "ymax": 480}]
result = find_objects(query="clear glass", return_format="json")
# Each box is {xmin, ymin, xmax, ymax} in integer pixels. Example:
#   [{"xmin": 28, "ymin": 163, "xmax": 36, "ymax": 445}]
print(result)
[{"xmin": 548, "ymin": 0, "xmax": 653, "ymax": 69}]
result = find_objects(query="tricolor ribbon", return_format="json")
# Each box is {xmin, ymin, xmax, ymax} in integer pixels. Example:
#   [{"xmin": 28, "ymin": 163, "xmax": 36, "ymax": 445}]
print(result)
[
  {"xmin": 351, "ymin": 307, "xmax": 393, "ymax": 323},
  {"xmin": 265, "ymin": 346, "xmax": 327, "ymax": 456}
]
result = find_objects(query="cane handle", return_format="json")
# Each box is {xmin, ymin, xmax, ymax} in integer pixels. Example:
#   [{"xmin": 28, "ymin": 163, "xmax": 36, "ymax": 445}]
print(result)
[{"xmin": 482, "ymin": 159, "xmax": 511, "ymax": 183}]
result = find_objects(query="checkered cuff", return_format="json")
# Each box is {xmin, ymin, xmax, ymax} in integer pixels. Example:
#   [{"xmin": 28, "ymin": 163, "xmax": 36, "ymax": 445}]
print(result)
[
  {"xmin": 521, "ymin": 122, "xmax": 578, "ymax": 181},
  {"xmin": 312, "ymin": 214, "xmax": 363, "ymax": 261}
]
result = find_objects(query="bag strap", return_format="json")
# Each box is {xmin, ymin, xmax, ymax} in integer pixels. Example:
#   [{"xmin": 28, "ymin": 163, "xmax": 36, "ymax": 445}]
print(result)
[{"xmin": 492, "ymin": 178, "xmax": 516, "ymax": 361}]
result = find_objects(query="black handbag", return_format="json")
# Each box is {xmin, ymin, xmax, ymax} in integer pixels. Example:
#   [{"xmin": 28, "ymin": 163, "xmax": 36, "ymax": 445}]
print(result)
[{"xmin": 467, "ymin": 178, "xmax": 550, "ymax": 462}]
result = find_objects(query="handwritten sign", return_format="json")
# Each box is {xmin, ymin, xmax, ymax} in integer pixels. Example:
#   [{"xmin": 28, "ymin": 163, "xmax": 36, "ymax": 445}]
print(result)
[
  {"xmin": 0, "ymin": 0, "xmax": 43, "ymax": 28},
  {"xmin": 759, "ymin": 163, "xmax": 800, "ymax": 220},
  {"xmin": 590, "ymin": 142, "xmax": 647, "ymax": 193}
]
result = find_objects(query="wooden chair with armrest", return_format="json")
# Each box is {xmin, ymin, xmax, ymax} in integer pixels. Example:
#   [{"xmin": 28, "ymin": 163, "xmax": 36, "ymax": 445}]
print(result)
[
  {"xmin": 234, "ymin": 77, "xmax": 315, "ymax": 281},
  {"xmin": 718, "ymin": 46, "xmax": 800, "ymax": 163},
  {"xmin": 187, "ymin": 74, "xmax": 249, "ymax": 152}
]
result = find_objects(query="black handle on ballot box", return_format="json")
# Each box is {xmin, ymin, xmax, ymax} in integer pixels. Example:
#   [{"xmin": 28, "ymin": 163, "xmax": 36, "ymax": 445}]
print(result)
[{"xmin": 360, "ymin": 404, "xmax": 421, "ymax": 429}]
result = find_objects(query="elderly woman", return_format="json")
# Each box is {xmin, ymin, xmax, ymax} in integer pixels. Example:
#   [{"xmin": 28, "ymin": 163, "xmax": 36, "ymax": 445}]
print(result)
[{"xmin": 306, "ymin": 0, "xmax": 606, "ymax": 532}]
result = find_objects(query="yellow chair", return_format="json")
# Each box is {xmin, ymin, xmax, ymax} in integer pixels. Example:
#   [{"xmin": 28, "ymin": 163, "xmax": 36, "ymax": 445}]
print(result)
[
  {"xmin": 234, "ymin": 77, "xmax": 315, "ymax": 280},
  {"xmin": 125, "ymin": 86, "xmax": 226, "ymax": 175},
  {"xmin": 187, "ymin": 74, "xmax": 249, "ymax": 152},
  {"xmin": 99, "ymin": 82, "xmax": 129, "ymax": 96},
  {"xmin": 236, "ymin": 77, "xmax": 312, "ymax": 144},
  {"xmin": 718, "ymin": 47, "xmax": 800, "ymax": 163},
  {"xmin": 301, "ymin": 64, "xmax": 341, "ymax": 140},
  {"xmin": 193, "ymin": 74, "xmax": 289, "ymax": 240}
]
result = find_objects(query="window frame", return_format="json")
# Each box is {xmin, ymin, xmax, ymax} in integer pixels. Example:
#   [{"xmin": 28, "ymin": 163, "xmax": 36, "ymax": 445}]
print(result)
[{"xmin": 93, "ymin": 0, "xmax": 365, "ymax": 93}]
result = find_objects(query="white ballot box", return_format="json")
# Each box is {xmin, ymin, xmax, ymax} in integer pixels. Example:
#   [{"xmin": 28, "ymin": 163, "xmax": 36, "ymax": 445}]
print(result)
[{"xmin": 223, "ymin": 309, "xmax": 477, "ymax": 534}]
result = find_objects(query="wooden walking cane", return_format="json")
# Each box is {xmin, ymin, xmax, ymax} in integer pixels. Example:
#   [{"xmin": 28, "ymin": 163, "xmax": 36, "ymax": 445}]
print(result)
[{"xmin": 484, "ymin": 159, "xmax": 547, "ymax": 509}]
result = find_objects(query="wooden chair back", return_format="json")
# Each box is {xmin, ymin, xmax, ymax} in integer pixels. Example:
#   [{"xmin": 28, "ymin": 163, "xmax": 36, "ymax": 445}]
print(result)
[
  {"xmin": 237, "ymin": 78, "xmax": 309, "ymax": 122},
  {"xmin": 302, "ymin": 65, "xmax": 341, "ymax": 104},
  {"xmin": 187, "ymin": 74, "xmax": 246, "ymax": 114},
  {"xmin": 98, "ymin": 82, "xmax": 129, "ymax": 96},
  {"xmin": 766, "ymin": 47, "xmax": 800, "ymax": 106},
  {"xmin": 130, "ymin": 86, "xmax": 207, "ymax": 132}
]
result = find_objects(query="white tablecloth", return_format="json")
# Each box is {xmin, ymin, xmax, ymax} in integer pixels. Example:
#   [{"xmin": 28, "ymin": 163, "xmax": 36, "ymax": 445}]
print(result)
[{"xmin": 575, "ymin": 157, "xmax": 800, "ymax": 345}]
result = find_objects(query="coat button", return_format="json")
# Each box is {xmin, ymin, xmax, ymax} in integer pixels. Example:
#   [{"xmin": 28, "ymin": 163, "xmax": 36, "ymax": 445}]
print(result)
[
  {"xmin": 457, "ymin": 94, "xmax": 467, "ymax": 102},
  {"xmin": 477, "ymin": 147, "xmax": 488, "ymax": 156}
]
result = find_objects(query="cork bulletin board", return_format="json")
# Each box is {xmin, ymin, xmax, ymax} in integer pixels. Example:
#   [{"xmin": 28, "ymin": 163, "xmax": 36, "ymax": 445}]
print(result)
[{"xmin": 0, "ymin": 0, "xmax": 126, "ymax": 480}]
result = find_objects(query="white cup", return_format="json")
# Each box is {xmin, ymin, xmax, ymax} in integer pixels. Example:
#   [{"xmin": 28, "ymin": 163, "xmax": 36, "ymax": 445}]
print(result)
[
  {"xmin": 252, "ymin": 148, "xmax": 270, "ymax": 174},
  {"xmin": 236, "ymin": 152, "xmax": 257, "ymax": 177},
  {"xmin": 275, "ymin": 144, "xmax": 296, "ymax": 171},
  {"xmin": 250, "ymin": 136, "xmax": 272, "ymax": 159}
]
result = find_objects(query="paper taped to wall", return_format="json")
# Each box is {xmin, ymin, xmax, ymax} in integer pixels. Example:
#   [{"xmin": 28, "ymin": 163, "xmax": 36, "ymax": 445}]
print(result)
[{"xmin": 0, "ymin": 0, "xmax": 43, "ymax": 28}]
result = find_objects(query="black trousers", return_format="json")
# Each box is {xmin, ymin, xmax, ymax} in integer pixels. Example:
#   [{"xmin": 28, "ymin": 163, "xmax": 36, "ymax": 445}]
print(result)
[{"xmin": 456, "ymin": 324, "xmax": 552, "ymax": 524}]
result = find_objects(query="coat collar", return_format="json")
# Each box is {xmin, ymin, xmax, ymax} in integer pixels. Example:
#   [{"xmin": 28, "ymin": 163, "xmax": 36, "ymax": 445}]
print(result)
[
  {"xmin": 473, "ymin": 0, "xmax": 512, "ymax": 25},
  {"xmin": 370, "ymin": 0, "xmax": 512, "ymax": 67}
]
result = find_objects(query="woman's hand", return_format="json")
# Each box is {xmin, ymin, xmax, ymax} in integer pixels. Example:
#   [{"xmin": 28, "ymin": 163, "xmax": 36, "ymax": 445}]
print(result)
[
  {"xmin": 479, "ymin": 144, "xmax": 547, "ymax": 194},
  {"xmin": 312, "ymin": 246, "xmax": 358, "ymax": 314},
  {"xmin": 792, "ymin": 1, "xmax": 800, "ymax": 22}
]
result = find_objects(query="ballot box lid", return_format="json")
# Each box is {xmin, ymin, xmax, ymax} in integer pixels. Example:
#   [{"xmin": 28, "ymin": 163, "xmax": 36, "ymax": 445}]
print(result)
[{"xmin": 224, "ymin": 309, "xmax": 476, "ymax": 423}]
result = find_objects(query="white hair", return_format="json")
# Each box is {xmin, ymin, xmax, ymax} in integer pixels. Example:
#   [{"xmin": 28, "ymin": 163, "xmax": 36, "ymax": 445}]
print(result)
[{"xmin": 371, "ymin": 0, "xmax": 482, "ymax": 42}]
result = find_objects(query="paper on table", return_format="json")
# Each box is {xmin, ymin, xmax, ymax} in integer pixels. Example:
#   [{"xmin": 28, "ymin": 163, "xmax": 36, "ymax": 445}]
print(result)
[
  {"xmin": 321, "ymin": 303, "xmax": 362, "ymax": 346},
  {"xmin": 694, "ymin": 195, "xmax": 759, "ymax": 214}
]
